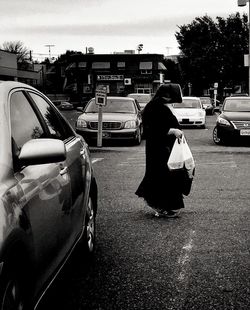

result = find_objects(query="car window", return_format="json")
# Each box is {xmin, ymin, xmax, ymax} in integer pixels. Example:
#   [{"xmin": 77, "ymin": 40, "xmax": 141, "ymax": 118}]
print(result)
[
  {"xmin": 200, "ymin": 98, "xmax": 212, "ymax": 104},
  {"xmin": 85, "ymin": 98, "xmax": 136, "ymax": 113},
  {"xmin": 174, "ymin": 99, "xmax": 201, "ymax": 109},
  {"xmin": 10, "ymin": 91, "xmax": 45, "ymax": 150},
  {"xmin": 29, "ymin": 92, "xmax": 75, "ymax": 140},
  {"xmin": 223, "ymin": 98, "xmax": 250, "ymax": 112}
]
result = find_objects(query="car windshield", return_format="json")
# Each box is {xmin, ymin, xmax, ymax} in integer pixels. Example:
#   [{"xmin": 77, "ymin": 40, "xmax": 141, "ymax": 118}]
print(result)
[
  {"xmin": 174, "ymin": 99, "xmax": 201, "ymax": 109},
  {"xmin": 85, "ymin": 98, "xmax": 136, "ymax": 113},
  {"xmin": 223, "ymin": 98, "xmax": 250, "ymax": 112}
]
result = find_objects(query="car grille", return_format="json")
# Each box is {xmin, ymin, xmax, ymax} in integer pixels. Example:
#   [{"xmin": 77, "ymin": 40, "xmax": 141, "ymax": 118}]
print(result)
[
  {"xmin": 89, "ymin": 121, "xmax": 122, "ymax": 130},
  {"xmin": 231, "ymin": 120, "xmax": 250, "ymax": 129}
]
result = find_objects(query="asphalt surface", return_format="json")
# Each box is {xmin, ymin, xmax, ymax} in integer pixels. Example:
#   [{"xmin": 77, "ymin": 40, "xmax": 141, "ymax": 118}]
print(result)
[{"xmin": 38, "ymin": 112, "xmax": 250, "ymax": 310}]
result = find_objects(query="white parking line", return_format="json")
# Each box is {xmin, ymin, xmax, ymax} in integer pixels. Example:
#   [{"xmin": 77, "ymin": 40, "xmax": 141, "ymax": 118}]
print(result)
[
  {"xmin": 91, "ymin": 158, "xmax": 104, "ymax": 164},
  {"xmin": 177, "ymin": 230, "xmax": 196, "ymax": 282}
]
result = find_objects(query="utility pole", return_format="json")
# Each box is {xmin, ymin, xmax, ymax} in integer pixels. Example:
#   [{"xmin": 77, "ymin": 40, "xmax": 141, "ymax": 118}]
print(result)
[
  {"xmin": 44, "ymin": 44, "xmax": 55, "ymax": 60},
  {"xmin": 237, "ymin": 0, "xmax": 250, "ymax": 94}
]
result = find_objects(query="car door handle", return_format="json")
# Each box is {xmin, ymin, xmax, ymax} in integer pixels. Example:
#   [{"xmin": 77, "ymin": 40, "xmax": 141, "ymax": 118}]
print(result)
[{"xmin": 60, "ymin": 166, "xmax": 68, "ymax": 176}]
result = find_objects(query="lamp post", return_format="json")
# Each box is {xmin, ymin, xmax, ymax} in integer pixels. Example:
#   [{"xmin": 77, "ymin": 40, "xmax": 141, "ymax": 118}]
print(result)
[{"xmin": 238, "ymin": 0, "xmax": 250, "ymax": 94}]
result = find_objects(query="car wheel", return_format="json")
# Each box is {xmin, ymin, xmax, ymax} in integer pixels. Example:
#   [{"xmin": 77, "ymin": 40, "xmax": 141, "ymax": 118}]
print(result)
[
  {"xmin": 134, "ymin": 128, "xmax": 142, "ymax": 145},
  {"xmin": 83, "ymin": 196, "xmax": 96, "ymax": 257},
  {"xmin": 0, "ymin": 267, "xmax": 26, "ymax": 310},
  {"xmin": 213, "ymin": 127, "xmax": 223, "ymax": 145}
]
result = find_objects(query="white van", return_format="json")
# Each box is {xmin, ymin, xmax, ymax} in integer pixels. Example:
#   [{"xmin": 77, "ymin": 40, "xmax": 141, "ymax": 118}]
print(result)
[{"xmin": 127, "ymin": 93, "xmax": 153, "ymax": 110}]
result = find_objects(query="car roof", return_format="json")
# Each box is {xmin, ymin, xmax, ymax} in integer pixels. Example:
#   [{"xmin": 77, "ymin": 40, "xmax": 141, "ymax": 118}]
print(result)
[
  {"xmin": 90, "ymin": 96, "xmax": 135, "ymax": 101},
  {"xmin": 225, "ymin": 96, "xmax": 250, "ymax": 100},
  {"xmin": 182, "ymin": 96, "xmax": 200, "ymax": 100}
]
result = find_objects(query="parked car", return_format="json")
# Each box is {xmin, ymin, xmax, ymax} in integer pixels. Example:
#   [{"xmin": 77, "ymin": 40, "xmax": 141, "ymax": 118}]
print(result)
[
  {"xmin": 213, "ymin": 96, "xmax": 250, "ymax": 145},
  {"xmin": 126, "ymin": 93, "xmax": 153, "ymax": 111},
  {"xmin": 173, "ymin": 96, "xmax": 206, "ymax": 128},
  {"xmin": 76, "ymin": 96, "xmax": 143, "ymax": 145},
  {"xmin": 200, "ymin": 96, "xmax": 214, "ymax": 115},
  {"xmin": 58, "ymin": 101, "xmax": 74, "ymax": 110},
  {"xmin": 0, "ymin": 81, "xmax": 98, "ymax": 309}
]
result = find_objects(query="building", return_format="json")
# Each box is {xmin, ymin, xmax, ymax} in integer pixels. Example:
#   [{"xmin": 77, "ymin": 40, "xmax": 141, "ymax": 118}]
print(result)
[
  {"xmin": 0, "ymin": 49, "xmax": 40, "ymax": 85},
  {"xmin": 63, "ymin": 52, "xmax": 168, "ymax": 105}
]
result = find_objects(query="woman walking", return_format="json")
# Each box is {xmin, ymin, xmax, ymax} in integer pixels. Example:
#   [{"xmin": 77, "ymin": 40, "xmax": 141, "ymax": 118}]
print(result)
[{"xmin": 135, "ymin": 84, "xmax": 184, "ymax": 217}]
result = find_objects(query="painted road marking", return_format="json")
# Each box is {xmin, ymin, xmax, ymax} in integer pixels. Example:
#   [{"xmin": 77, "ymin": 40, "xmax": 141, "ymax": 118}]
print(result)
[
  {"xmin": 177, "ymin": 230, "xmax": 196, "ymax": 282},
  {"xmin": 91, "ymin": 158, "xmax": 104, "ymax": 164}
]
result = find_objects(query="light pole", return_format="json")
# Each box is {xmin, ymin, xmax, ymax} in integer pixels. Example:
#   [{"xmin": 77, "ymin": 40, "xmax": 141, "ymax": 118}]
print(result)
[{"xmin": 238, "ymin": 0, "xmax": 250, "ymax": 94}]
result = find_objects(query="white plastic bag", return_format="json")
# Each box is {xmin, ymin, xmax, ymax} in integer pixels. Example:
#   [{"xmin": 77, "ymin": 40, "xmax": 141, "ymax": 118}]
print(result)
[
  {"xmin": 167, "ymin": 136, "xmax": 195, "ymax": 171},
  {"xmin": 167, "ymin": 136, "xmax": 195, "ymax": 196}
]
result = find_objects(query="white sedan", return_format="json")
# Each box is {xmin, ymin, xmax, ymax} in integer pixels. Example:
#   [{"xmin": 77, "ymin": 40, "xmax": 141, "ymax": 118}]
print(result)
[{"xmin": 173, "ymin": 96, "xmax": 206, "ymax": 128}]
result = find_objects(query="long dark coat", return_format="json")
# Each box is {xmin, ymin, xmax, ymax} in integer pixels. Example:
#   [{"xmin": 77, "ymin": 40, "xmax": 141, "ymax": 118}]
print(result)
[{"xmin": 135, "ymin": 98, "xmax": 184, "ymax": 211}]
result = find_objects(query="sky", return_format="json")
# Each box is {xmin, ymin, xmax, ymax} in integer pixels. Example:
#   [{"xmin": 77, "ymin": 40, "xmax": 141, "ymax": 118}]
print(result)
[{"xmin": 0, "ymin": 0, "xmax": 248, "ymax": 61}]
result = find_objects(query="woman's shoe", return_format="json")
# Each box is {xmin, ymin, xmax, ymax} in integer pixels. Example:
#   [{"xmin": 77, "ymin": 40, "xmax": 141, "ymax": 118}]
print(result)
[{"xmin": 162, "ymin": 210, "xmax": 179, "ymax": 218}]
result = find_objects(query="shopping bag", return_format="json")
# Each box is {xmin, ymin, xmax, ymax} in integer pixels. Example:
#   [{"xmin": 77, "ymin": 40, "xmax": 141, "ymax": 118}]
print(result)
[
  {"xmin": 167, "ymin": 136, "xmax": 195, "ymax": 196},
  {"xmin": 167, "ymin": 136, "xmax": 195, "ymax": 171}
]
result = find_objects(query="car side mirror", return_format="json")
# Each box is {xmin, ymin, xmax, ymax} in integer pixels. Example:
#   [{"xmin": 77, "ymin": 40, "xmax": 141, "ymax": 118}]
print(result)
[{"xmin": 19, "ymin": 138, "xmax": 66, "ymax": 166}]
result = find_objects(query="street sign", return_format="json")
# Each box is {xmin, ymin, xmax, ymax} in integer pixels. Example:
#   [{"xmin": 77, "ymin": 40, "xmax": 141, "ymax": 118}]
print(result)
[{"xmin": 95, "ymin": 89, "xmax": 107, "ymax": 106}]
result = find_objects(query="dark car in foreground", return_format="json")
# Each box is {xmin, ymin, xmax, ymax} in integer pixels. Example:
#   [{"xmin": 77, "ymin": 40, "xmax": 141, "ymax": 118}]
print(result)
[
  {"xmin": 76, "ymin": 96, "xmax": 143, "ymax": 145},
  {"xmin": 213, "ymin": 96, "xmax": 250, "ymax": 145},
  {"xmin": 0, "ymin": 81, "xmax": 97, "ymax": 309}
]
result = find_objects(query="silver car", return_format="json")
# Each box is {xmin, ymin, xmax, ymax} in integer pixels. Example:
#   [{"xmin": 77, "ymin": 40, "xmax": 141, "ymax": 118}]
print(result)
[{"xmin": 0, "ymin": 81, "xmax": 97, "ymax": 309}]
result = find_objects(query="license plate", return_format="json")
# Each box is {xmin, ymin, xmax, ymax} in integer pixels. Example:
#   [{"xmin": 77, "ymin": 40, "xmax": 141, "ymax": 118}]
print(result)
[{"xmin": 240, "ymin": 129, "xmax": 250, "ymax": 136}]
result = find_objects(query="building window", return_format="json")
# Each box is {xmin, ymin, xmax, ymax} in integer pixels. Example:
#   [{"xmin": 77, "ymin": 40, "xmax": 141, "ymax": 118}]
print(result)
[
  {"xmin": 135, "ymin": 88, "xmax": 152, "ymax": 94},
  {"xmin": 78, "ymin": 62, "xmax": 87, "ymax": 68},
  {"xmin": 139, "ymin": 62, "xmax": 152, "ymax": 74},
  {"xmin": 92, "ymin": 62, "xmax": 110, "ymax": 69},
  {"xmin": 140, "ymin": 69, "xmax": 152, "ymax": 74},
  {"xmin": 117, "ymin": 62, "xmax": 125, "ymax": 69}
]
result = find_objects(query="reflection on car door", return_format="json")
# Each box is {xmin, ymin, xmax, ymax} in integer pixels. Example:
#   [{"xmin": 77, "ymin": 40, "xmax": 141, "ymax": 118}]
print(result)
[
  {"xmin": 10, "ymin": 90, "xmax": 72, "ymax": 291},
  {"xmin": 28, "ymin": 92, "xmax": 87, "ymax": 250}
]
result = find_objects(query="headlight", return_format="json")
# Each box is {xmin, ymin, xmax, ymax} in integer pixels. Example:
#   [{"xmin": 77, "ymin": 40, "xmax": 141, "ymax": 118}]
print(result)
[
  {"xmin": 124, "ymin": 120, "xmax": 137, "ymax": 129},
  {"xmin": 76, "ymin": 119, "xmax": 87, "ymax": 128},
  {"xmin": 198, "ymin": 111, "xmax": 205, "ymax": 117},
  {"xmin": 217, "ymin": 116, "xmax": 230, "ymax": 126}
]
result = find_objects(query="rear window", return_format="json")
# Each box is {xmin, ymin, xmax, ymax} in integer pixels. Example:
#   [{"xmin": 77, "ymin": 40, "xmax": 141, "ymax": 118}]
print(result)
[{"xmin": 174, "ymin": 99, "xmax": 201, "ymax": 109}]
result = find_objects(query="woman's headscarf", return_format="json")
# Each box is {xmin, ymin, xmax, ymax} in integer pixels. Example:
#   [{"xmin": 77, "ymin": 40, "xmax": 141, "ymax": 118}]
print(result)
[
  {"xmin": 152, "ymin": 83, "xmax": 182, "ymax": 104},
  {"xmin": 142, "ymin": 83, "xmax": 182, "ymax": 130}
]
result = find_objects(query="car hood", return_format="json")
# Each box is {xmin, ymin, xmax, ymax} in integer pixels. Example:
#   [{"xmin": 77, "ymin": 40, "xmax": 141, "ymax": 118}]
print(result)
[
  {"xmin": 78, "ymin": 112, "xmax": 137, "ymax": 122},
  {"xmin": 173, "ymin": 108, "xmax": 203, "ymax": 117},
  {"xmin": 222, "ymin": 111, "xmax": 250, "ymax": 121}
]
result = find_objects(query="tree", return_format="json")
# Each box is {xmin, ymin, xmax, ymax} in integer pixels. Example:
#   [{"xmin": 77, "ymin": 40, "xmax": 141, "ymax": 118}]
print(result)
[
  {"xmin": 1, "ymin": 40, "xmax": 30, "ymax": 63},
  {"xmin": 175, "ymin": 13, "xmax": 249, "ymax": 96}
]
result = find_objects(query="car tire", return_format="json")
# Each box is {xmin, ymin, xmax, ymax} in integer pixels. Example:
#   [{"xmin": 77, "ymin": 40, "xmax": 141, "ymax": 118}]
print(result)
[
  {"xmin": 213, "ymin": 127, "xmax": 223, "ymax": 145},
  {"xmin": 82, "ymin": 195, "xmax": 96, "ymax": 258},
  {"xmin": 134, "ymin": 128, "xmax": 142, "ymax": 145}
]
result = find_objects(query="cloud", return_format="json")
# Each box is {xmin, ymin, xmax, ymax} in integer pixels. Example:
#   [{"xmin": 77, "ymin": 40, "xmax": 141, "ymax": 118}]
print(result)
[{"xmin": 3, "ymin": 16, "xmax": 190, "ymax": 38}]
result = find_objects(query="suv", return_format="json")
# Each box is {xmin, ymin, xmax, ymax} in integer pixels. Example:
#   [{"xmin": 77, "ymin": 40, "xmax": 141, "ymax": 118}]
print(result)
[{"xmin": 127, "ymin": 93, "xmax": 153, "ymax": 110}]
